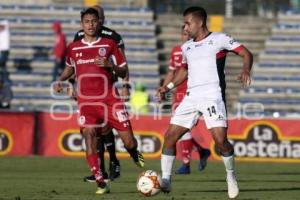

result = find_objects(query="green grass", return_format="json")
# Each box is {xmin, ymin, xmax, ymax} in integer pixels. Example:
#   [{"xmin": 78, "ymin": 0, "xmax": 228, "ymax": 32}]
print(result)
[{"xmin": 0, "ymin": 157, "xmax": 299, "ymax": 200}]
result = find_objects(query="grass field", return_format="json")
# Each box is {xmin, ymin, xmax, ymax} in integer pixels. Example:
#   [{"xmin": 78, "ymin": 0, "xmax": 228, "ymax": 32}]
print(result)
[{"xmin": 0, "ymin": 157, "xmax": 299, "ymax": 200}]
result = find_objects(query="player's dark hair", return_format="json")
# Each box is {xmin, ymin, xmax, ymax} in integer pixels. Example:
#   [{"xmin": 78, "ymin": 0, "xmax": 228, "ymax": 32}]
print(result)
[
  {"xmin": 80, "ymin": 7, "xmax": 99, "ymax": 20},
  {"xmin": 183, "ymin": 6, "xmax": 207, "ymax": 26}
]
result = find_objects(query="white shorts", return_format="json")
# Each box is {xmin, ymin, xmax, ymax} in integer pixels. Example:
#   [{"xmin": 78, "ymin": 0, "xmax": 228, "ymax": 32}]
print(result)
[
  {"xmin": 178, "ymin": 131, "xmax": 192, "ymax": 141},
  {"xmin": 170, "ymin": 95, "xmax": 227, "ymax": 130}
]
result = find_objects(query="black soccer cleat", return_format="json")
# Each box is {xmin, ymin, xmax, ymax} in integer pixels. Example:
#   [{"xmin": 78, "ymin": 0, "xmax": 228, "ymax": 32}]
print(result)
[{"xmin": 83, "ymin": 171, "xmax": 108, "ymax": 183}]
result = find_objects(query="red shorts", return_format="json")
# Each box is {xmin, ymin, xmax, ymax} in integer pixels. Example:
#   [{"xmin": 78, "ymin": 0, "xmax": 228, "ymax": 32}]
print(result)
[{"xmin": 78, "ymin": 100, "xmax": 131, "ymax": 132}]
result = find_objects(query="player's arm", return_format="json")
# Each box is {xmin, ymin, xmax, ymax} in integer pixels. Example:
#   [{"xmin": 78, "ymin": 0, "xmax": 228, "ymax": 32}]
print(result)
[
  {"xmin": 220, "ymin": 33, "xmax": 253, "ymax": 88},
  {"xmin": 112, "ymin": 63, "xmax": 128, "ymax": 79},
  {"xmin": 236, "ymin": 47, "xmax": 253, "ymax": 88},
  {"xmin": 157, "ymin": 67, "xmax": 187, "ymax": 102},
  {"xmin": 119, "ymin": 48, "xmax": 131, "ymax": 101},
  {"xmin": 58, "ymin": 65, "xmax": 75, "ymax": 81},
  {"xmin": 53, "ymin": 45, "xmax": 75, "ymax": 93},
  {"xmin": 53, "ymin": 65, "xmax": 75, "ymax": 93},
  {"xmin": 114, "ymin": 33, "xmax": 129, "ymax": 82},
  {"xmin": 162, "ymin": 69, "xmax": 176, "ymax": 87}
]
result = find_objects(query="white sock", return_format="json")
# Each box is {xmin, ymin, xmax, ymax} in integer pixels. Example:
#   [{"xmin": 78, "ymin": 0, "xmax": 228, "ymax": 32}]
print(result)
[
  {"xmin": 161, "ymin": 154, "xmax": 175, "ymax": 180},
  {"xmin": 221, "ymin": 155, "xmax": 235, "ymax": 174}
]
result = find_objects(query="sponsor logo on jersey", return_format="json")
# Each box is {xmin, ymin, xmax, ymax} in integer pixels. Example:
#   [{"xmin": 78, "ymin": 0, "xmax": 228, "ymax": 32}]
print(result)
[
  {"xmin": 102, "ymin": 30, "xmax": 113, "ymax": 35},
  {"xmin": 0, "ymin": 128, "xmax": 13, "ymax": 155},
  {"xmin": 98, "ymin": 47, "xmax": 106, "ymax": 56},
  {"xmin": 211, "ymin": 121, "xmax": 300, "ymax": 162},
  {"xmin": 58, "ymin": 129, "xmax": 163, "ymax": 158},
  {"xmin": 229, "ymin": 39, "xmax": 237, "ymax": 45},
  {"xmin": 76, "ymin": 58, "xmax": 95, "ymax": 65}
]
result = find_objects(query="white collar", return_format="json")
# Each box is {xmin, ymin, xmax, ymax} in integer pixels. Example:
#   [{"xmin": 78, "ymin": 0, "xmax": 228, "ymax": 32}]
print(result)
[{"xmin": 81, "ymin": 37, "xmax": 101, "ymax": 46}]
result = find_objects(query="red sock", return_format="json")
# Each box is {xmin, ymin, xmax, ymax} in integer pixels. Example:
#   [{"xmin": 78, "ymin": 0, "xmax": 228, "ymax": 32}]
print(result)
[
  {"xmin": 86, "ymin": 154, "xmax": 103, "ymax": 183},
  {"xmin": 180, "ymin": 139, "xmax": 193, "ymax": 165}
]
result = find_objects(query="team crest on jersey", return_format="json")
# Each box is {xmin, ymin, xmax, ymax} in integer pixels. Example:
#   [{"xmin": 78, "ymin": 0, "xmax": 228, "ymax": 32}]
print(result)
[
  {"xmin": 78, "ymin": 116, "xmax": 86, "ymax": 125},
  {"xmin": 98, "ymin": 48, "xmax": 106, "ymax": 56}
]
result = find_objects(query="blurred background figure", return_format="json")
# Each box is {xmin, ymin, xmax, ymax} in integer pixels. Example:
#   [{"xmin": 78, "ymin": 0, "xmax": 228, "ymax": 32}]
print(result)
[
  {"xmin": 0, "ymin": 19, "xmax": 10, "ymax": 82},
  {"xmin": 51, "ymin": 21, "xmax": 67, "ymax": 81},
  {"xmin": 130, "ymin": 83, "xmax": 150, "ymax": 114},
  {"xmin": 0, "ymin": 74, "xmax": 13, "ymax": 109}
]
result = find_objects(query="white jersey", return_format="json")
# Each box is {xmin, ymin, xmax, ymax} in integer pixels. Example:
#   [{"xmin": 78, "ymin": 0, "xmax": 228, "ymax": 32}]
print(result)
[{"xmin": 181, "ymin": 32, "xmax": 243, "ymax": 97}]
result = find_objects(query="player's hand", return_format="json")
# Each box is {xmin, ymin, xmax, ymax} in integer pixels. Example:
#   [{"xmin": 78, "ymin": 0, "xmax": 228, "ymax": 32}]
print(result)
[
  {"xmin": 156, "ymin": 86, "xmax": 168, "ymax": 103},
  {"xmin": 53, "ymin": 81, "xmax": 63, "ymax": 93},
  {"xmin": 66, "ymin": 85, "xmax": 77, "ymax": 100},
  {"xmin": 120, "ymin": 87, "xmax": 130, "ymax": 101},
  {"xmin": 237, "ymin": 70, "xmax": 251, "ymax": 88},
  {"xmin": 95, "ymin": 56, "xmax": 112, "ymax": 68}
]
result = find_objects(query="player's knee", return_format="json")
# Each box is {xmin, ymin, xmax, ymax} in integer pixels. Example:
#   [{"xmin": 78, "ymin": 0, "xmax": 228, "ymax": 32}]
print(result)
[
  {"xmin": 216, "ymin": 139, "xmax": 233, "ymax": 153},
  {"xmin": 82, "ymin": 128, "xmax": 95, "ymax": 138}
]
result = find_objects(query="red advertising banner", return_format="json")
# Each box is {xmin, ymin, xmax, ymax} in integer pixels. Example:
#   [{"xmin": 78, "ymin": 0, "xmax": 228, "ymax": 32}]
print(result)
[
  {"xmin": 0, "ymin": 112, "xmax": 35, "ymax": 156},
  {"xmin": 222, "ymin": 119, "xmax": 300, "ymax": 163},
  {"xmin": 1, "ymin": 111, "xmax": 299, "ymax": 162},
  {"xmin": 37, "ymin": 112, "xmax": 300, "ymax": 162},
  {"xmin": 38, "ymin": 112, "xmax": 80, "ymax": 156}
]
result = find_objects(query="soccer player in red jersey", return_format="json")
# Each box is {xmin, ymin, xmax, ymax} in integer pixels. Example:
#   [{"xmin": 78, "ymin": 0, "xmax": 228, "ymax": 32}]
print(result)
[
  {"xmin": 73, "ymin": 5, "xmax": 129, "ymax": 182},
  {"xmin": 54, "ymin": 8, "xmax": 144, "ymax": 194},
  {"xmin": 162, "ymin": 28, "xmax": 211, "ymax": 174}
]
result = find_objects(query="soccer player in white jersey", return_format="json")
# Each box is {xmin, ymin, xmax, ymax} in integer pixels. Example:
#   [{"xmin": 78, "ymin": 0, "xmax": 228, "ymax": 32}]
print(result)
[{"xmin": 157, "ymin": 6, "xmax": 253, "ymax": 199}]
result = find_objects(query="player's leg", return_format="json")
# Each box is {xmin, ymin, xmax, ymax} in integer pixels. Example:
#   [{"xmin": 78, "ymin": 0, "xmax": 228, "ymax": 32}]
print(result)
[
  {"xmin": 97, "ymin": 135, "xmax": 109, "ymax": 179},
  {"xmin": 102, "ymin": 129, "xmax": 120, "ymax": 180},
  {"xmin": 175, "ymin": 131, "xmax": 193, "ymax": 174},
  {"xmin": 161, "ymin": 124, "xmax": 189, "ymax": 192},
  {"xmin": 161, "ymin": 97, "xmax": 199, "ymax": 192},
  {"xmin": 210, "ymin": 127, "xmax": 238, "ymax": 198},
  {"xmin": 108, "ymin": 102, "xmax": 144, "ymax": 168},
  {"xmin": 191, "ymin": 137, "xmax": 211, "ymax": 171},
  {"xmin": 202, "ymin": 99, "xmax": 238, "ymax": 198},
  {"xmin": 82, "ymin": 127, "xmax": 110, "ymax": 194},
  {"xmin": 83, "ymin": 131, "xmax": 108, "ymax": 182},
  {"xmin": 117, "ymin": 128, "xmax": 144, "ymax": 168}
]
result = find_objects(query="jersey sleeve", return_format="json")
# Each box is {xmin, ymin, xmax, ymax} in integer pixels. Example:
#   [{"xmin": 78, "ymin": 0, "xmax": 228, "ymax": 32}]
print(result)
[
  {"xmin": 73, "ymin": 30, "xmax": 84, "ymax": 42},
  {"xmin": 65, "ymin": 44, "xmax": 75, "ymax": 67},
  {"xmin": 110, "ymin": 41, "xmax": 126, "ymax": 67},
  {"xmin": 181, "ymin": 46, "xmax": 188, "ymax": 69},
  {"xmin": 168, "ymin": 48, "xmax": 176, "ymax": 70},
  {"xmin": 116, "ymin": 33, "xmax": 125, "ymax": 50},
  {"xmin": 219, "ymin": 33, "xmax": 244, "ymax": 54}
]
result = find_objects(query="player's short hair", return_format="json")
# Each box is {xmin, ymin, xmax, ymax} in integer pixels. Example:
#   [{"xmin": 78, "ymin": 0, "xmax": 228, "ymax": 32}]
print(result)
[
  {"xmin": 80, "ymin": 7, "xmax": 99, "ymax": 20},
  {"xmin": 183, "ymin": 6, "xmax": 207, "ymax": 26},
  {"xmin": 91, "ymin": 5, "xmax": 105, "ymax": 21}
]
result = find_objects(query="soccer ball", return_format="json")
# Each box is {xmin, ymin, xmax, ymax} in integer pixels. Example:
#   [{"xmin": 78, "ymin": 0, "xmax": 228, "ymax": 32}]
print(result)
[{"xmin": 137, "ymin": 170, "xmax": 162, "ymax": 197}]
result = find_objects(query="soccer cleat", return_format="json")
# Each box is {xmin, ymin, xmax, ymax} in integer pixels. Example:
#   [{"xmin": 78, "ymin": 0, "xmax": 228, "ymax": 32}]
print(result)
[
  {"xmin": 175, "ymin": 164, "xmax": 190, "ymax": 174},
  {"xmin": 160, "ymin": 178, "xmax": 171, "ymax": 193},
  {"xmin": 95, "ymin": 182, "xmax": 110, "ymax": 194},
  {"xmin": 83, "ymin": 172, "xmax": 109, "ymax": 183},
  {"xmin": 133, "ymin": 151, "xmax": 145, "ymax": 168},
  {"xmin": 198, "ymin": 148, "xmax": 211, "ymax": 171},
  {"xmin": 109, "ymin": 160, "xmax": 121, "ymax": 181},
  {"xmin": 226, "ymin": 172, "xmax": 239, "ymax": 199}
]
